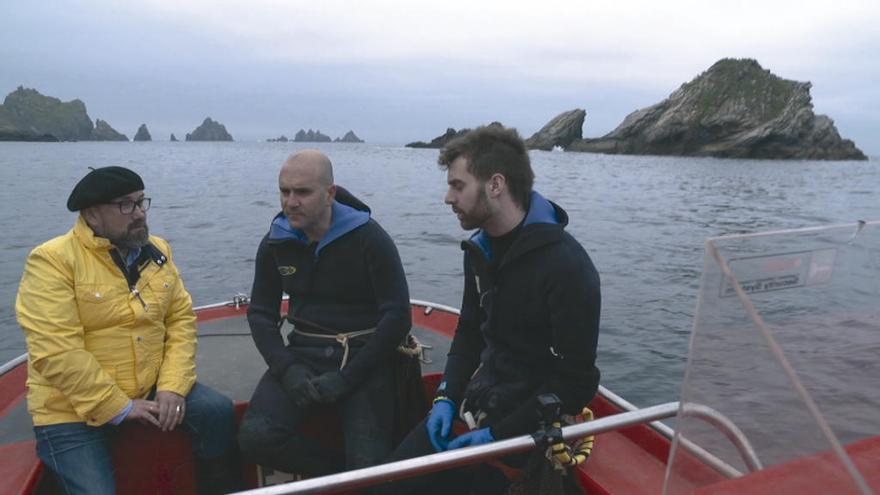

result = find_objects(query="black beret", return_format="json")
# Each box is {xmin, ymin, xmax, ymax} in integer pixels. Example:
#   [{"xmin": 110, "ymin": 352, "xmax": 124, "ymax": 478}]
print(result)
[{"xmin": 67, "ymin": 166, "xmax": 145, "ymax": 212}]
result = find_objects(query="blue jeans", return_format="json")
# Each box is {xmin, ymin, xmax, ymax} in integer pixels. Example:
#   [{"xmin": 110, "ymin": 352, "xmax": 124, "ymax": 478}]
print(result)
[{"xmin": 34, "ymin": 382, "xmax": 235, "ymax": 495}]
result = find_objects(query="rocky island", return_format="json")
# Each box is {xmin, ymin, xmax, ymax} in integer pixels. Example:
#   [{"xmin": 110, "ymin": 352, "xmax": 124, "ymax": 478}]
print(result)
[
  {"xmin": 567, "ymin": 58, "xmax": 866, "ymax": 160},
  {"xmin": 133, "ymin": 124, "xmax": 152, "ymax": 141},
  {"xmin": 334, "ymin": 130, "xmax": 363, "ymax": 143},
  {"xmin": 293, "ymin": 129, "xmax": 331, "ymax": 142},
  {"xmin": 269, "ymin": 130, "xmax": 364, "ymax": 143},
  {"xmin": 407, "ymin": 122, "xmax": 504, "ymax": 148},
  {"xmin": 406, "ymin": 128, "xmax": 468, "ymax": 149},
  {"xmin": 185, "ymin": 117, "xmax": 233, "ymax": 141},
  {"xmin": 0, "ymin": 86, "xmax": 121, "ymax": 142}
]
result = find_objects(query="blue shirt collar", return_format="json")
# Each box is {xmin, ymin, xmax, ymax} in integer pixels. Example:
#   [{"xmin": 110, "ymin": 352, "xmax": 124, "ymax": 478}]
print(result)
[{"xmin": 125, "ymin": 247, "xmax": 142, "ymax": 268}]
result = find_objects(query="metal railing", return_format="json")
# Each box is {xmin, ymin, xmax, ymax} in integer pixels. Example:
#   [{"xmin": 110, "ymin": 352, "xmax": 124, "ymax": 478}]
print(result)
[
  {"xmin": 0, "ymin": 353, "xmax": 27, "ymax": 377},
  {"xmin": 233, "ymin": 402, "xmax": 681, "ymax": 495},
  {"xmin": 598, "ymin": 385, "xmax": 754, "ymax": 478},
  {"xmin": 679, "ymin": 403, "xmax": 762, "ymax": 473}
]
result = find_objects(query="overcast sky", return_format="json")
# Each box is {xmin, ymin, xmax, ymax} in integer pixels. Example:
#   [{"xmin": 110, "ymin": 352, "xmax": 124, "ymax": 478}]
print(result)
[{"xmin": 2, "ymin": 0, "xmax": 878, "ymax": 153}]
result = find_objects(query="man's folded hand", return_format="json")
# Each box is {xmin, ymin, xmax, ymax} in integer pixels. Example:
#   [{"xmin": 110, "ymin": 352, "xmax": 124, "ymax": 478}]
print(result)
[
  {"xmin": 310, "ymin": 371, "xmax": 349, "ymax": 404},
  {"xmin": 280, "ymin": 364, "xmax": 321, "ymax": 408}
]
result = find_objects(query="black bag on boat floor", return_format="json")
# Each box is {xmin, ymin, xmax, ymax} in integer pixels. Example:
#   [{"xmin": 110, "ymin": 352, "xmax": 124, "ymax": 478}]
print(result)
[
  {"xmin": 504, "ymin": 449, "xmax": 582, "ymax": 495},
  {"xmin": 393, "ymin": 334, "xmax": 428, "ymax": 445}
]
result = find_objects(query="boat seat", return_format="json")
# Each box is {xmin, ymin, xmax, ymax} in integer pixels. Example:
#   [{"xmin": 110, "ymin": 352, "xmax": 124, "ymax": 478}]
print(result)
[
  {"xmin": 0, "ymin": 426, "xmax": 197, "ymax": 495},
  {"xmin": 4, "ymin": 402, "xmax": 251, "ymax": 495},
  {"xmin": 0, "ymin": 440, "xmax": 43, "ymax": 495}
]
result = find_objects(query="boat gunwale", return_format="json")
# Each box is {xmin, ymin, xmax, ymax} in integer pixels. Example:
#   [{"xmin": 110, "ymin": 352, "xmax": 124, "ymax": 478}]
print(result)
[{"xmin": 0, "ymin": 297, "xmax": 721, "ymax": 495}]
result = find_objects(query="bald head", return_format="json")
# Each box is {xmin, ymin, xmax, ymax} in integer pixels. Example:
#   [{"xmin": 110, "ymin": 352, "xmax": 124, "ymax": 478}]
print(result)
[
  {"xmin": 278, "ymin": 150, "xmax": 337, "ymax": 241},
  {"xmin": 281, "ymin": 150, "xmax": 334, "ymax": 187}
]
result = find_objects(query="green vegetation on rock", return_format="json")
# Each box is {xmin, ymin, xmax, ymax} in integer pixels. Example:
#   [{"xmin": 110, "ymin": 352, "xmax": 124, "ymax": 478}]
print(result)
[
  {"xmin": 568, "ymin": 58, "xmax": 866, "ymax": 160},
  {"xmin": 0, "ymin": 86, "xmax": 94, "ymax": 141}
]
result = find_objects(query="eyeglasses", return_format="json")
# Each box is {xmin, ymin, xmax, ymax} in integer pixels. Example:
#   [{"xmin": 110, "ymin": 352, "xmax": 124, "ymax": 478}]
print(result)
[{"xmin": 105, "ymin": 197, "xmax": 151, "ymax": 214}]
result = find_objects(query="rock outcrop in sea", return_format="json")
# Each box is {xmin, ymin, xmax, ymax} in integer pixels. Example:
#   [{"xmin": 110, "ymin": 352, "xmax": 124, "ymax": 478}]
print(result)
[
  {"xmin": 568, "ymin": 58, "xmax": 866, "ymax": 160},
  {"xmin": 406, "ymin": 122, "xmax": 505, "ymax": 149},
  {"xmin": 0, "ymin": 87, "xmax": 94, "ymax": 141},
  {"xmin": 334, "ymin": 130, "xmax": 364, "ymax": 143},
  {"xmin": 185, "ymin": 117, "xmax": 233, "ymax": 141},
  {"xmin": 267, "ymin": 135, "xmax": 289, "ymax": 142},
  {"xmin": 407, "ymin": 128, "xmax": 467, "ymax": 149},
  {"xmin": 170, "ymin": 133, "xmax": 178, "ymax": 142},
  {"xmin": 133, "ymin": 124, "xmax": 152, "ymax": 141},
  {"xmin": 294, "ymin": 129, "xmax": 331, "ymax": 142},
  {"xmin": 525, "ymin": 109, "xmax": 585, "ymax": 151},
  {"xmin": 91, "ymin": 119, "xmax": 128, "ymax": 141}
]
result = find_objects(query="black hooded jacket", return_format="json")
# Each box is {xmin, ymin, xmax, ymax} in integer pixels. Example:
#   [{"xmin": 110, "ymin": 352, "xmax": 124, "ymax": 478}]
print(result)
[
  {"xmin": 246, "ymin": 186, "xmax": 411, "ymax": 387},
  {"xmin": 439, "ymin": 191, "xmax": 601, "ymax": 439}
]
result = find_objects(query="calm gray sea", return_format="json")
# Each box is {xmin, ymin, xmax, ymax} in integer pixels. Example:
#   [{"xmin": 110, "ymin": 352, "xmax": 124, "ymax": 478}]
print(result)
[{"xmin": 1, "ymin": 142, "xmax": 877, "ymax": 407}]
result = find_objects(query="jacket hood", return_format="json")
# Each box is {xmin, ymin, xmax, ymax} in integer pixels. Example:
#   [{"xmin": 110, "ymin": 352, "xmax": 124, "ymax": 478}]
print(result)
[
  {"xmin": 269, "ymin": 185, "xmax": 371, "ymax": 256},
  {"xmin": 73, "ymin": 215, "xmax": 114, "ymax": 251},
  {"xmin": 467, "ymin": 191, "xmax": 568, "ymax": 262}
]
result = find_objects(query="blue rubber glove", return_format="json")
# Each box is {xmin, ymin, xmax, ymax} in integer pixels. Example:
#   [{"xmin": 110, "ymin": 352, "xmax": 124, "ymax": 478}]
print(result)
[
  {"xmin": 448, "ymin": 427, "xmax": 495, "ymax": 450},
  {"xmin": 426, "ymin": 398, "xmax": 455, "ymax": 452}
]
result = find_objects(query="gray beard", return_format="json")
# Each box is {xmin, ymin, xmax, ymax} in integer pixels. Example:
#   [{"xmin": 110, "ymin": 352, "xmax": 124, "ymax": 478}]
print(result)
[{"xmin": 109, "ymin": 223, "xmax": 150, "ymax": 251}]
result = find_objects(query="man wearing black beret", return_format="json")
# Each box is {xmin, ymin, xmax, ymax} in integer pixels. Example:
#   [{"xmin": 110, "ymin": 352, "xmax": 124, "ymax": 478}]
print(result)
[{"xmin": 16, "ymin": 166, "xmax": 240, "ymax": 494}]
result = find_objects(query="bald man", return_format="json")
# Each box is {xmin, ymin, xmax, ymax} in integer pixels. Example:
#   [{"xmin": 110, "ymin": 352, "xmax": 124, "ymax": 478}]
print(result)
[{"xmin": 237, "ymin": 151, "xmax": 412, "ymax": 478}]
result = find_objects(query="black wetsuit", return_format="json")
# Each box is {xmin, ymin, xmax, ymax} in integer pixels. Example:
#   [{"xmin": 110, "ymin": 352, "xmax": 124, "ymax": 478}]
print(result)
[
  {"xmin": 387, "ymin": 191, "xmax": 600, "ymax": 494},
  {"xmin": 238, "ymin": 187, "xmax": 411, "ymax": 476}
]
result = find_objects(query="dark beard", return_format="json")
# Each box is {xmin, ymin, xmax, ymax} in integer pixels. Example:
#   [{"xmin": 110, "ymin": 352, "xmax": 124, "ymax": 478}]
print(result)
[
  {"xmin": 111, "ymin": 221, "xmax": 150, "ymax": 251},
  {"xmin": 457, "ymin": 189, "xmax": 491, "ymax": 230}
]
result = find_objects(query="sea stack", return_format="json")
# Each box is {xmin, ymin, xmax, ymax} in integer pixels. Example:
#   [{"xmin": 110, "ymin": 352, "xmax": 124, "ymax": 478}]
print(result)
[
  {"xmin": 133, "ymin": 124, "xmax": 152, "ymax": 141},
  {"xmin": 91, "ymin": 119, "xmax": 128, "ymax": 141},
  {"xmin": 185, "ymin": 117, "xmax": 233, "ymax": 141},
  {"xmin": 334, "ymin": 130, "xmax": 364, "ymax": 143}
]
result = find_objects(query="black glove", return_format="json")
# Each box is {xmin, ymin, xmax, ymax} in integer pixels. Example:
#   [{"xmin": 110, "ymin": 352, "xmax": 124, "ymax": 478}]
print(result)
[
  {"xmin": 310, "ymin": 371, "xmax": 350, "ymax": 404},
  {"xmin": 280, "ymin": 363, "xmax": 321, "ymax": 409}
]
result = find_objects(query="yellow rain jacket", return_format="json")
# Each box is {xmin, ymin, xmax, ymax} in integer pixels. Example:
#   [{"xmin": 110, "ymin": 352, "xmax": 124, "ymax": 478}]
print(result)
[{"xmin": 16, "ymin": 216, "xmax": 197, "ymax": 426}]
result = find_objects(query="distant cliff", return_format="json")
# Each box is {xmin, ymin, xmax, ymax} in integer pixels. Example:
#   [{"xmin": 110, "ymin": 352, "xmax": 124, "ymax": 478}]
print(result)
[
  {"xmin": 186, "ymin": 117, "xmax": 233, "ymax": 141},
  {"xmin": 133, "ymin": 124, "xmax": 152, "ymax": 141},
  {"xmin": 92, "ymin": 119, "xmax": 128, "ymax": 141},
  {"xmin": 335, "ymin": 130, "xmax": 364, "ymax": 143},
  {"xmin": 407, "ymin": 122, "xmax": 505, "ymax": 149},
  {"xmin": 568, "ymin": 59, "xmax": 866, "ymax": 160},
  {"xmin": 294, "ymin": 129, "xmax": 331, "ymax": 142},
  {"xmin": 0, "ymin": 87, "xmax": 94, "ymax": 141}
]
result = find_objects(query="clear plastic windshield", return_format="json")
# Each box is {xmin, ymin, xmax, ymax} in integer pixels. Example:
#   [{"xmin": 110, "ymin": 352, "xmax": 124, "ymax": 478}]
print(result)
[{"xmin": 663, "ymin": 221, "xmax": 880, "ymax": 495}]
